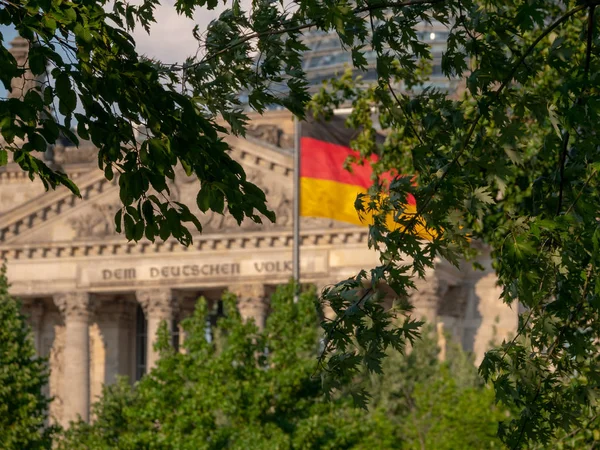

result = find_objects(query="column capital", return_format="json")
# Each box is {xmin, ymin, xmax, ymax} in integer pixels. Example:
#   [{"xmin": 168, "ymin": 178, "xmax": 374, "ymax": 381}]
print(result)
[
  {"xmin": 54, "ymin": 292, "xmax": 91, "ymax": 321},
  {"xmin": 136, "ymin": 288, "xmax": 176, "ymax": 318},
  {"xmin": 229, "ymin": 283, "xmax": 266, "ymax": 300},
  {"xmin": 230, "ymin": 284, "xmax": 268, "ymax": 310}
]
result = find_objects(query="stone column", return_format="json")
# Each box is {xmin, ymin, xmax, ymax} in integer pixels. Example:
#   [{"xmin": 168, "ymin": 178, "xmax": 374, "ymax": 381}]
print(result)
[
  {"xmin": 409, "ymin": 272, "xmax": 448, "ymax": 324},
  {"xmin": 229, "ymin": 284, "xmax": 269, "ymax": 329},
  {"xmin": 136, "ymin": 289, "xmax": 176, "ymax": 370},
  {"xmin": 96, "ymin": 298, "xmax": 134, "ymax": 385},
  {"xmin": 173, "ymin": 292, "xmax": 198, "ymax": 352},
  {"xmin": 54, "ymin": 292, "xmax": 91, "ymax": 425}
]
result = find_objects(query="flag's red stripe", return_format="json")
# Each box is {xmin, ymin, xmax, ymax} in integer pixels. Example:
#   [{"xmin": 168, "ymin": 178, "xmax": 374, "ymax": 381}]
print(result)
[
  {"xmin": 300, "ymin": 137, "xmax": 374, "ymax": 188},
  {"xmin": 300, "ymin": 136, "xmax": 416, "ymax": 205}
]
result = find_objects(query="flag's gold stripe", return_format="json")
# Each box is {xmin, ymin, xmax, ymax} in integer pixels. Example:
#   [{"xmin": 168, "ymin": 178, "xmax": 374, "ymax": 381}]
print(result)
[
  {"xmin": 301, "ymin": 177, "xmax": 367, "ymax": 226},
  {"xmin": 300, "ymin": 177, "xmax": 435, "ymax": 240}
]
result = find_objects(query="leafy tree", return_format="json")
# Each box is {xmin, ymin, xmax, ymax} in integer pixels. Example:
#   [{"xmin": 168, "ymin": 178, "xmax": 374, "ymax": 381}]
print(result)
[
  {"xmin": 303, "ymin": 2, "xmax": 600, "ymax": 445},
  {"xmin": 366, "ymin": 328, "xmax": 507, "ymax": 449},
  {"xmin": 0, "ymin": 0, "xmax": 274, "ymax": 245},
  {"xmin": 0, "ymin": 266, "xmax": 55, "ymax": 449},
  {"xmin": 58, "ymin": 284, "xmax": 397, "ymax": 450},
  {"xmin": 58, "ymin": 286, "xmax": 513, "ymax": 449},
  {"xmin": 532, "ymin": 411, "xmax": 600, "ymax": 449},
  {"xmin": 5, "ymin": 0, "xmax": 600, "ymax": 446}
]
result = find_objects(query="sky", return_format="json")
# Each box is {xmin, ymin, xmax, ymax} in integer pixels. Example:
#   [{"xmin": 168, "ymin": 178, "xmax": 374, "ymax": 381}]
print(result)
[
  {"xmin": 0, "ymin": 2, "xmax": 237, "ymax": 98},
  {"xmin": 1, "ymin": 1, "xmax": 235, "ymax": 64},
  {"xmin": 130, "ymin": 2, "xmax": 225, "ymax": 64}
]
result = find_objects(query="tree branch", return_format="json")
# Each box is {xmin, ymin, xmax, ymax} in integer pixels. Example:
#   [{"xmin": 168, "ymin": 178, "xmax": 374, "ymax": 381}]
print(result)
[
  {"xmin": 556, "ymin": 4, "xmax": 595, "ymax": 216},
  {"xmin": 177, "ymin": 0, "xmax": 447, "ymax": 71},
  {"xmin": 556, "ymin": 131, "xmax": 570, "ymax": 216}
]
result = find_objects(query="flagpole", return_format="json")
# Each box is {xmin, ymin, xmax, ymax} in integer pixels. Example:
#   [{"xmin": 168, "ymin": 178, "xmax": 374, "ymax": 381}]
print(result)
[{"xmin": 292, "ymin": 116, "xmax": 301, "ymax": 303}]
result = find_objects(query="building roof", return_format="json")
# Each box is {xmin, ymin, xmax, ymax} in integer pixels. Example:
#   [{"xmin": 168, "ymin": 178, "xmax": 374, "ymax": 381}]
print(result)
[{"xmin": 242, "ymin": 22, "xmax": 458, "ymax": 110}]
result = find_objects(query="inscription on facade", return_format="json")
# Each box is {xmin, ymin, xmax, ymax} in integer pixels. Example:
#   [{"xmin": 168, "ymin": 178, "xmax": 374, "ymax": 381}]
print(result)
[
  {"xmin": 95, "ymin": 260, "xmax": 296, "ymax": 284},
  {"xmin": 149, "ymin": 263, "xmax": 240, "ymax": 278},
  {"xmin": 255, "ymin": 261, "xmax": 293, "ymax": 273},
  {"xmin": 102, "ymin": 268, "xmax": 136, "ymax": 280}
]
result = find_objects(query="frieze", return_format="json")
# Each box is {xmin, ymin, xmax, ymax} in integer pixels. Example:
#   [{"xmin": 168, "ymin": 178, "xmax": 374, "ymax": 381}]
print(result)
[
  {"xmin": 80, "ymin": 253, "xmax": 328, "ymax": 288},
  {"xmin": 1, "ymin": 228, "xmax": 368, "ymax": 261},
  {"xmin": 1, "ymin": 141, "xmax": 345, "ymax": 245},
  {"xmin": 0, "ymin": 170, "xmax": 112, "ymax": 243}
]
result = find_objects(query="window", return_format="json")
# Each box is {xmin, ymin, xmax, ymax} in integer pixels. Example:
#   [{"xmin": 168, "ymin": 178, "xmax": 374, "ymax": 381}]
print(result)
[
  {"xmin": 135, "ymin": 305, "xmax": 147, "ymax": 381},
  {"xmin": 205, "ymin": 299, "xmax": 224, "ymax": 343},
  {"xmin": 172, "ymin": 319, "xmax": 180, "ymax": 352}
]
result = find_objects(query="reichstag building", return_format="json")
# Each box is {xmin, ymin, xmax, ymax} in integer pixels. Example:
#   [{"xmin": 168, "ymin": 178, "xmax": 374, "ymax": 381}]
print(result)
[{"xmin": 1, "ymin": 27, "xmax": 517, "ymax": 427}]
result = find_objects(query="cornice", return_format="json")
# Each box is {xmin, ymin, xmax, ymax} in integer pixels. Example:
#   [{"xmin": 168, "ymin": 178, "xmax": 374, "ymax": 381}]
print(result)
[{"xmin": 0, "ymin": 228, "xmax": 368, "ymax": 261}]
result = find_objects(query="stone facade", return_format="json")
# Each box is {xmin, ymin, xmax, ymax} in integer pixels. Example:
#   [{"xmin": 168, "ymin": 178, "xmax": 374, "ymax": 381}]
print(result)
[
  {"xmin": 2, "ymin": 115, "xmax": 518, "ymax": 424},
  {"xmin": 0, "ymin": 41, "xmax": 518, "ymax": 427}
]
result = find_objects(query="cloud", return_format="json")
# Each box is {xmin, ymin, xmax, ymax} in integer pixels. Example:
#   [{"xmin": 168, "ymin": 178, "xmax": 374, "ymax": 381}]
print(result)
[{"xmin": 131, "ymin": 2, "xmax": 234, "ymax": 64}]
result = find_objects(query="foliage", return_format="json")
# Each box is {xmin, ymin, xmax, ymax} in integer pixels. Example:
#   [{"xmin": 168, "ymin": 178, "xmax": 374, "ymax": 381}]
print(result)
[
  {"xmin": 201, "ymin": 0, "xmax": 600, "ymax": 446},
  {"xmin": 0, "ymin": 0, "xmax": 274, "ymax": 245},
  {"xmin": 58, "ymin": 284, "xmax": 396, "ymax": 450},
  {"xmin": 367, "ymin": 329, "xmax": 507, "ymax": 449},
  {"xmin": 531, "ymin": 409, "xmax": 600, "ymax": 449},
  {"xmin": 58, "ymin": 286, "xmax": 510, "ymax": 449},
  {"xmin": 0, "ymin": 265, "xmax": 55, "ymax": 449},
  {"xmin": 5, "ymin": 0, "xmax": 600, "ymax": 446}
]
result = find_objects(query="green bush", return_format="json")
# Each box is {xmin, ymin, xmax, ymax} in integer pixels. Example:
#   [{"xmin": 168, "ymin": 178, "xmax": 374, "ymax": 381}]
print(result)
[{"xmin": 0, "ymin": 266, "xmax": 55, "ymax": 449}]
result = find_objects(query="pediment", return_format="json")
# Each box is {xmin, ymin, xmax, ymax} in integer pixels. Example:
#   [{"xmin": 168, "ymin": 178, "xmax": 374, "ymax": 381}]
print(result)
[{"xmin": 0, "ymin": 136, "xmax": 338, "ymax": 246}]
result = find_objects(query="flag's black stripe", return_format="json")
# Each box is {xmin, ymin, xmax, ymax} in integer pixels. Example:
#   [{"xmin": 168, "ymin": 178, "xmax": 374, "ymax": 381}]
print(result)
[{"xmin": 300, "ymin": 115, "xmax": 385, "ymax": 147}]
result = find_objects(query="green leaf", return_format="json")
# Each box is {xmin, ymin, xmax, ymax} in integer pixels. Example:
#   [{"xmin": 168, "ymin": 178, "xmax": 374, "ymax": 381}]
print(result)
[
  {"xmin": 115, "ymin": 209, "xmax": 123, "ymax": 233},
  {"xmin": 473, "ymin": 187, "xmax": 495, "ymax": 205},
  {"xmin": 124, "ymin": 213, "xmax": 135, "ymax": 240},
  {"xmin": 196, "ymin": 186, "xmax": 211, "ymax": 213}
]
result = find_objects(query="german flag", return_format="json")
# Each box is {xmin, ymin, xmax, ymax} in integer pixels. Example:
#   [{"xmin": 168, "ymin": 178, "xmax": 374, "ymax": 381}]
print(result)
[{"xmin": 300, "ymin": 116, "xmax": 432, "ymax": 239}]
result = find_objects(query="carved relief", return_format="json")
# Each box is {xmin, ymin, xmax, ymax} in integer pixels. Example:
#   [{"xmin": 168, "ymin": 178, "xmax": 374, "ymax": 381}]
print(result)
[
  {"xmin": 198, "ymin": 168, "xmax": 335, "ymax": 232},
  {"xmin": 246, "ymin": 124, "xmax": 293, "ymax": 149},
  {"xmin": 69, "ymin": 202, "xmax": 120, "ymax": 239},
  {"xmin": 199, "ymin": 168, "xmax": 283, "ymax": 232},
  {"xmin": 53, "ymin": 145, "xmax": 98, "ymax": 165}
]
